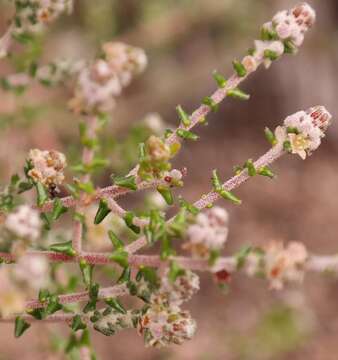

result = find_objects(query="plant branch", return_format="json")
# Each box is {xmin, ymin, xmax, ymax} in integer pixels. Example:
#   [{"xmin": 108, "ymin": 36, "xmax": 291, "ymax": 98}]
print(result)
[{"xmin": 125, "ymin": 144, "xmax": 285, "ymax": 254}]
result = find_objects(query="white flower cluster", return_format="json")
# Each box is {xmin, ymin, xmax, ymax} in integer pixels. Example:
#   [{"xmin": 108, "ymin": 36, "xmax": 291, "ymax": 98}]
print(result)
[
  {"xmin": 138, "ymin": 306, "xmax": 196, "ymax": 348},
  {"xmin": 152, "ymin": 269, "xmax": 200, "ymax": 307},
  {"xmin": 136, "ymin": 268, "xmax": 199, "ymax": 347},
  {"xmin": 271, "ymin": 3, "xmax": 316, "ymax": 48},
  {"xmin": 242, "ymin": 3, "xmax": 316, "ymax": 71},
  {"xmin": 69, "ymin": 42, "xmax": 147, "ymax": 114},
  {"xmin": 5, "ymin": 205, "xmax": 41, "ymax": 248},
  {"xmin": 247, "ymin": 241, "xmax": 308, "ymax": 290},
  {"xmin": 13, "ymin": 0, "xmax": 73, "ymax": 36},
  {"xmin": 28, "ymin": 148, "xmax": 67, "ymax": 188},
  {"xmin": 274, "ymin": 106, "xmax": 332, "ymax": 159},
  {"xmin": 184, "ymin": 206, "xmax": 229, "ymax": 259},
  {"xmin": 0, "ymin": 254, "xmax": 49, "ymax": 318}
]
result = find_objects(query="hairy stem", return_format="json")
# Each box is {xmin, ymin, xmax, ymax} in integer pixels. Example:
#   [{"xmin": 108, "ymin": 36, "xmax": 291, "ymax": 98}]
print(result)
[{"xmin": 125, "ymin": 144, "xmax": 285, "ymax": 254}]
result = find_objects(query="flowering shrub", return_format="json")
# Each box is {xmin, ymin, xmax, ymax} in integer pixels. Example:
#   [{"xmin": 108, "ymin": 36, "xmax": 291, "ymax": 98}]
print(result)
[{"xmin": 0, "ymin": 1, "xmax": 335, "ymax": 358}]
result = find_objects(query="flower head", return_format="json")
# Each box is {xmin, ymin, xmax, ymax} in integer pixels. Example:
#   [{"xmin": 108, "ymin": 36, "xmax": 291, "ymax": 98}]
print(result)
[
  {"xmin": 146, "ymin": 135, "xmax": 171, "ymax": 163},
  {"xmin": 247, "ymin": 241, "xmax": 308, "ymax": 290},
  {"xmin": 70, "ymin": 42, "xmax": 147, "ymax": 115},
  {"xmin": 274, "ymin": 106, "xmax": 332, "ymax": 159},
  {"xmin": 28, "ymin": 149, "xmax": 67, "ymax": 188},
  {"xmin": 5, "ymin": 205, "xmax": 41, "ymax": 244},
  {"xmin": 184, "ymin": 206, "xmax": 229, "ymax": 259},
  {"xmin": 248, "ymin": 3, "xmax": 316, "ymax": 70},
  {"xmin": 138, "ymin": 305, "xmax": 196, "ymax": 347},
  {"xmin": 152, "ymin": 269, "xmax": 200, "ymax": 307}
]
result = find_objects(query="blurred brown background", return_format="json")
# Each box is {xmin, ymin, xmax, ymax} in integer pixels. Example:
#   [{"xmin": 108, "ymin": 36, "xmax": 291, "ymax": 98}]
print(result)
[{"xmin": 1, "ymin": 0, "xmax": 338, "ymax": 359}]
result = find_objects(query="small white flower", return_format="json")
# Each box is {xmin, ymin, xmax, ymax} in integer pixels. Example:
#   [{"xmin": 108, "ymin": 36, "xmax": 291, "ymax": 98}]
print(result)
[
  {"xmin": 70, "ymin": 42, "xmax": 147, "ymax": 114},
  {"xmin": 5, "ymin": 205, "xmax": 41, "ymax": 243},
  {"xmin": 185, "ymin": 207, "xmax": 229, "ymax": 259},
  {"xmin": 242, "ymin": 55, "xmax": 258, "ymax": 73},
  {"xmin": 254, "ymin": 40, "xmax": 284, "ymax": 68},
  {"xmin": 14, "ymin": 255, "xmax": 49, "ymax": 290},
  {"xmin": 274, "ymin": 107, "xmax": 332, "ymax": 159}
]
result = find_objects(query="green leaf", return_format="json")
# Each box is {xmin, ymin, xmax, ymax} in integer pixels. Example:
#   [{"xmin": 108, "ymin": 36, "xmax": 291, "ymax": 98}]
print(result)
[
  {"xmin": 40, "ymin": 212, "xmax": 52, "ymax": 231},
  {"xmin": 94, "ymin": 199, "xmax": 111, "ymax": 225},
  {"xmin": 157, "ymin": 185, "xmax": 174, "ymax": 205},
  {"xmin": 264, "ymin": 127, "xmax": 277, "ymax": 146},
  {"xmin": 38, "ymin": 289, "xmax": 50, "ymax": 303},
  {"xmin": 51, "ymin": 198, "xmax": 68, "ymax": 221},
  {"xmin": 286, "ymin": 126, "xmax": 299, "ymax": 134},
  {"xmin": 15, "ymin": 317, "xmax": 31, "ymax": 337},
  {"xmin": 105, "ymin": 298, "xmax": 126, "ymax": 314},
  {"xmin": 232, "ymin": 60, "xmax": 247, "ymax": 77},
  {"xmin": 27, "ymin": 308, "xmax": 45, "ymax": 320},
  {"xmin": 113, "ymin": 175, "xmax": 137, "ymax": 191},
  {"xmin": 79, "ymin": 260, "xmax": 94, "ymax": 288},
  {"xmin": 83, "ymin": 283, "xmax": 99, "ymax": 313},
  {"xmin": 176, "ymin": 105, "xmax": 191, "ymax": 127},
  {"xmin": 202, "ymin": 96, "xmax": 219, "ymax": 112},
  {"xmin": 71, "ymin": 315, "xmax": 87, "ymax": 332},
  {"xmin": 168, "ymin": 261, "xmax": 185, "ymax": 283},
  {"xmin": 12, "ymin": 31, "xmax": 35, "ymax": 44},
  {"xmin": 283, "ymin": 40, "xmax": 297, "ymax": 54},
  {"xmin": 49, "ymin": 240, "xmax": 76, "ymax": 256},
  {"xmin": 161, "ymin": 236, "xmax": 174, "ymax": 260},
  {"xmin": 124, "ymin": 212, "xmax": 140, "ymax": 234},
  {"xmin": 219, "ymin": 189, "xmax": 242, "ymax": 205},
  {"xmin": 45, "ymin": 295, "xmax": 62, "ymax": 315},
  {"xmin": 245, "ymin": 159, "xmax": 256, "ymax": 177},
  {"xmin": 18, "ymin": 181, "xmax": 34, "ymax": 194},
  {"xmin": 260, "ymin": 27, "xmax": 278, "ymax": 41},
  {"xmin": 264, "ymin": 49, "xmax": 279, "ymax": 61},
  {"xmin": 227, "ymin": 88, "xmax": 250, "ymax": 100},
  {"xmin": 258, "ymin": 166, "xmax": 275, "ymax": 179},
  {"xmin": 212, "ymin": 71, "xmax": 227, "ymax": 88},
  {"xmin": 283, "ymin": 140, "xmax": 292, "ymax": 152},
  {"xmin": 110, "ymin": 249, "xmax": 129, "ymax": 268},
  {"xmin": 176, "ymin": 129, "xmax": 199, "ymax": 141},
  {"xmin": 118, "ymin": 267, "xmax": 131, "ymax": 284},
  {"xmin": 178, "ymin": 197, "xmax": 199, "ymax": 215},
  {"xmin": 211, "ymin": 169, "xmax": 222, "ymax": 192},
  {"xmin": 208, "ymin": 249, "xmax": 220, "ymax": 266},
  {"xmin": 35, "ymin": 182, "xmax": 48, "ymax": 207},
  {"xmin": 235, "ymin": 245, "xmax": 252, "ymax": 270},
  {"xmin": 108, "ymin": 230, "xmax": 124, "ymax": 250}
]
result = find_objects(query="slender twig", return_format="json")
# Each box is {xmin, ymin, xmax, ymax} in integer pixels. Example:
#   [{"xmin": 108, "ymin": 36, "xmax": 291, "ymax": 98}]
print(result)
[
  {"xmin": 2, "ymin": 250, "xmax": 338, "ymax": 275},
  {"xmin": 125, "ymin": 144, "xmax": 284, "ymax": 254},
  {"xmin": 0, "ymin": 313, "xmax": 76, "ymax": 323},
  {"xmin": 0, "ymin": 251, "xmax": 333, "ymax": 319},
  {"xmin": 25, "ymin": 284, "xmax": 128, "ymax": 310},
  {"xmin": 72, "ymin": 116, "xmax": 98, "ymax": 253}
]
